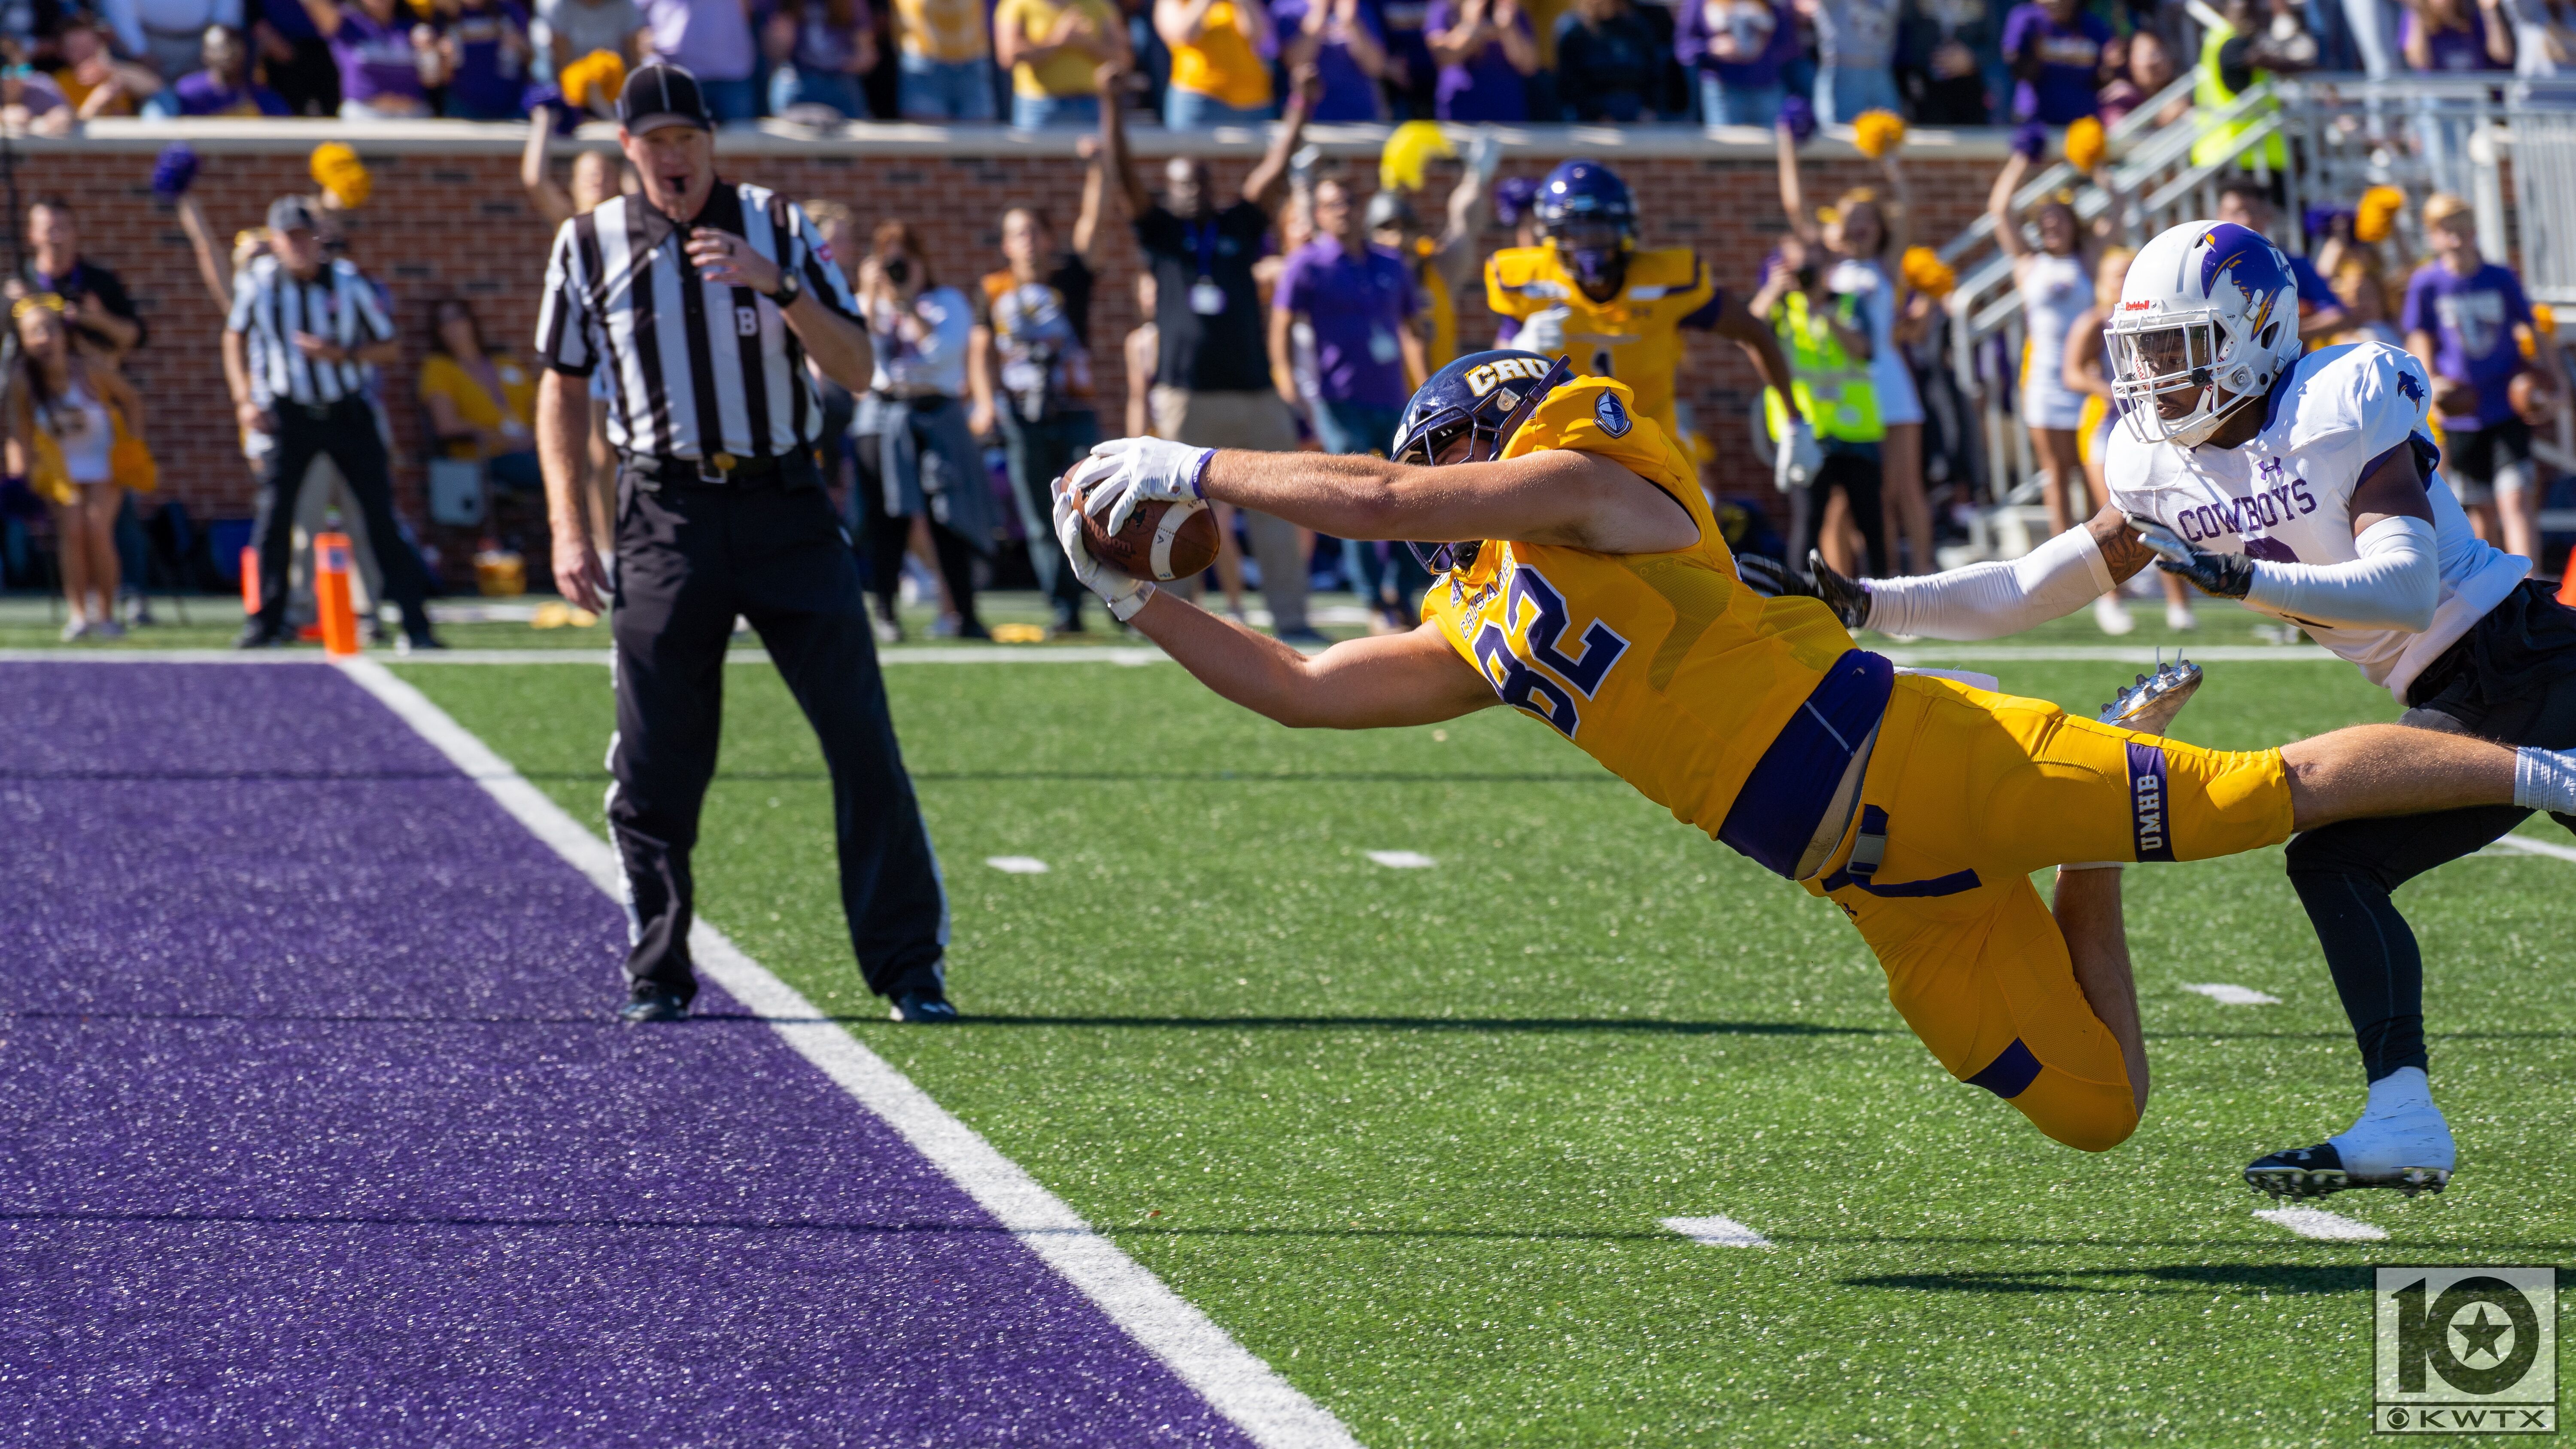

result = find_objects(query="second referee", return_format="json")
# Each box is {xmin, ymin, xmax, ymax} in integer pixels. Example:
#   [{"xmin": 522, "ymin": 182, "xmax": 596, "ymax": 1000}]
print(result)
[{"xmin": 534, "ymin": 64, "xmax": 957, "ymax": 1025}]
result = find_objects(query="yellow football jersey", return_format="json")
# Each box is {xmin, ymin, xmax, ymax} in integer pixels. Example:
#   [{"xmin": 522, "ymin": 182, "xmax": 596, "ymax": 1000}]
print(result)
[
  {"xmin": 1482, "ymin": 244, "xmax": 1719, "ymax": 439},
  {"xmin": 1420, "ymin": 375, "xmax": 1864, "ymax": 854}
]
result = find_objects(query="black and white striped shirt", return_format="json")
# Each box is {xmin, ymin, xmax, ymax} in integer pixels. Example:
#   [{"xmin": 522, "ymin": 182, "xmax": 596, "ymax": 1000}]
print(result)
[
  {"xmin": 535, "ymin": 182, "xmax": 858, "ymax": 463},
  {"xmin": 225, "ymin": 254, "xmax": 396, "ymax": 409}
]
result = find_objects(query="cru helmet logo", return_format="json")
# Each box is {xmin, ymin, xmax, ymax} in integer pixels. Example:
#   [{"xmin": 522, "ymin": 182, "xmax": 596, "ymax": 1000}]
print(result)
[
  {"xmin": 1464, "ymin": 355, "xmax": 1553, "ymax": 398},
  {"xmin": 1593, "ymin": 391, "xmax": 1632, "ymax": 437},
  {"xmin": 2376, "ymin": 1266, "xmax": 2557, "ymax": 1435}
]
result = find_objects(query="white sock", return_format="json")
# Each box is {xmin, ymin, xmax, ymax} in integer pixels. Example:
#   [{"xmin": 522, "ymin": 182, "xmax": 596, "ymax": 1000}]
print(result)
[
  {"xmin": 2514, "ymin": 747, "xmax": 2576, "ymax": 814},
  {"xmin": 2329, "ymin": 1066, "xmax": 2454, "ymax": 1174}
]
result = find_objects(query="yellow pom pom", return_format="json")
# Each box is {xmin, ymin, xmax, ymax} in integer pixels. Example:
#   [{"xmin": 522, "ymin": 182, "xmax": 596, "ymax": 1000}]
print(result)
[
  {"xmin": 2064, "ymin": 116, "xmax": 2106, "ymax": 173},
  {"xmin": 1900, "ymin": 245, "xmax": 1956, "ymax": 300},
  {"xmin": 1851, "ymin": 109, "xmax": 1906, "ymax": 160},
  {"xmin": 1379, "ymin": 122, "xmax": 1455, "ymax": 194},
  {"xmin": 2354, "ymin": 184, "xmax": 2406, "ymax": 243},
  {"xmin": 310, "ymin": 142, "xmax": 370, "ymax": 211},
  {"xmin": 561, "ymin": 50, "xmax": 627, "ymax": 114},
  {"xmin": 2536, "ymin": 302, "xmax": 2558, "ymax": 337}
]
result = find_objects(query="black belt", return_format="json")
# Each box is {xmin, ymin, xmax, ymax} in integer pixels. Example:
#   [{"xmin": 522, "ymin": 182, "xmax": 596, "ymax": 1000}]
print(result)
[{"xmin": 620, "ymin": 451, "xmax": 790, "ymax": 486}]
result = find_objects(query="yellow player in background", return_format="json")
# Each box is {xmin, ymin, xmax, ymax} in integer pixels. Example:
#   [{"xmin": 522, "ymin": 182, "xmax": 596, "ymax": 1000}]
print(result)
[{"xmin": 1483, "ymin": 159, "xmax": 1821, "ymax": 489}]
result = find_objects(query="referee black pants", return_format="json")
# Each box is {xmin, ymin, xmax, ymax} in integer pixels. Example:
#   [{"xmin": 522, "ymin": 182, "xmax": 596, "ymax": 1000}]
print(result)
[
  {"xmin": 249, "ymin": 398, "xmax": 431, "ymax": 638},
  {"xmin": 608, "ymin": 455, "xmax": 948, "ymax": 1004}
]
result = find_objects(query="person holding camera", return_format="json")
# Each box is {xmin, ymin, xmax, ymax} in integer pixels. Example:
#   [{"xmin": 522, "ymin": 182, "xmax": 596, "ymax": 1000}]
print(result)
[{"xmin": 855, "ymin": 220, "xmax": 996, "ymax": 641}]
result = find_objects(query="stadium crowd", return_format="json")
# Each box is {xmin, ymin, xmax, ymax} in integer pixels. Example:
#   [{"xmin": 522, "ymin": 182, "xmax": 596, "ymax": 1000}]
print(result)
[{"xmin": 0, "ymin": 0, "xmax": 2565, "ymax": 133}]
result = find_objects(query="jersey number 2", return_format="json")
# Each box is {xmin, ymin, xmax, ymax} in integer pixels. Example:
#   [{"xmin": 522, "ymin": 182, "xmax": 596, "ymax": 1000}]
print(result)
[{"xmin": 1468, "ymin": 565, "xmax": 1631, "ymax": 738}]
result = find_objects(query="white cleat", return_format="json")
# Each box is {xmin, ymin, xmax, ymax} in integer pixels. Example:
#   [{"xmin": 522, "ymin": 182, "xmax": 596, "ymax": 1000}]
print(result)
[
  {"xmin": 2165, "ymin": 601, "xmax": 2197, "ymax": 632},
  {"xmin": 2246, "ymin": 1068, "xmax": 2456, "ymax": 1200},
  {"xmin": 2093, "ymin": 594, "xmax": 2137, "ymax": 636}
]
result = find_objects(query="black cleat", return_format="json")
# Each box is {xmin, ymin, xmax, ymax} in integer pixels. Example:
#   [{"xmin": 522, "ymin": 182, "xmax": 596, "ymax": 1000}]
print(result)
[
  {"xmin": 618, "ymin": 990, "xmax": 690, "ymax": 1025},
  {"xmin": 2246, "ymin": 1142, "xmax": 2450, "ymax": 1201},
  {"xmin": 233, "ymin": 623, "xmax": 286, "ymax": 650},
  {"xmin": 888, "ymin": 990, "xmax": 959, "ymax": 1024}
]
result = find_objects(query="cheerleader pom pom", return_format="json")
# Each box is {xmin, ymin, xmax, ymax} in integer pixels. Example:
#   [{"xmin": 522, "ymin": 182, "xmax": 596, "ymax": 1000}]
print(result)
[
  {"xmin": 2354, "ymin": 184, "xmax": 2406, "ymax": 243},
  {"xmin": 1852, "ymin": 109, "xmax": 1905, "ymax": 159},
  {"xmin": 1779, "ymin": 94, "xmax": 1817, "ymax": 145},
  {"xmin": 2010, "ymin": 120, "xmax": 2048, "ymax": 161},
  {"xmin": 2064, "ymin": 115, "xmax": 2105, "ymax": 172},
  {"xmin": 151, "ymin": 143, "xmax": 199, "ymax": 201}
]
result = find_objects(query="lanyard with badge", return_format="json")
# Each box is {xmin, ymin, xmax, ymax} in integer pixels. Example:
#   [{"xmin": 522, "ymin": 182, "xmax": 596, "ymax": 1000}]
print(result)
[{"xmin": 1188, "ymin": 221, "xmax": 1227, "ymax": 317}]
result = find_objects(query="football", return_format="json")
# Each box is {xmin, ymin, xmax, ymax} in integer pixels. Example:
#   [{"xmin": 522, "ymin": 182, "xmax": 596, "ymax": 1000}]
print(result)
[{"xmin": 1078, "ymin": 495, "xmax": 1221, "ymax": 582}]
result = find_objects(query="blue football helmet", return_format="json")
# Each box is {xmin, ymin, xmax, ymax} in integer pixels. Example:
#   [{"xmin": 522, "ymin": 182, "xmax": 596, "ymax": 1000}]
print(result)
[
  {"xmin": 1391, "ymin": 349, "xmax": 1574, "ymax": 572},
  {"xmin": 1532, "ymin": 159, "xmax": 1637, "ymax": 295}
]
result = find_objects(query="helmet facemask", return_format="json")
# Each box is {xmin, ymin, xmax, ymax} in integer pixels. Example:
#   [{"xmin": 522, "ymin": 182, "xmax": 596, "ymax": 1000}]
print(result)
[
  {"xmin": 1548, "ymin": 218, "xmax": 1632, "ymax": 296},
  {"xmin": 2107, "ymin": 292, "xmax": 2285, "ymax": 448},
  {"xmin": 1393, "ymin": 353, "xmax": 1573, "ymax": 572}
]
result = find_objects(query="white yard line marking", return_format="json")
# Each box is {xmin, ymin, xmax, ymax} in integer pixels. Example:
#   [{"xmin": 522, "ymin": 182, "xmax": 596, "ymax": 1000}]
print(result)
[
  {"xmin": 2181, "ymin": 983, "xmax": 2282, "ymax": 1006},
  {"xmin": 985, "ymin": 856, "xmax": 1051, "ymax": 874},
  {"xmin": 334, "ymin": 658, "xmax": 1358, "ymax": 1449},
  {"xmin": 1880, "ymin": 644, "xmax": 2337, "ymax": 664},
  {"xmin": 1365, "ymin": 851, "xmax": 1437, "ymax": 869},
  {"xmin": 2256, "ymin": 1206, "xmax": 2388, "ymax": 1242},
  {"xmin": 1662, "ymin": 1215, "xmax": 1773, "ymax": 1249},
  {"xmin": 2482, "ymin": 833, "xmax": 2576, "ymax": 864}
]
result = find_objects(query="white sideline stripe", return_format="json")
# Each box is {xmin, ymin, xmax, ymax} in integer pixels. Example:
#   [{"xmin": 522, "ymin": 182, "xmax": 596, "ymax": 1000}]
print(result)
[
  {"xmin": 1662, "ymin": 1215, "xmax": 1772, "ymax": 1248},
  {"xmin": 2483, "ymin": 833, "xmax": 2576, "ymax": 864},
  {"xmin": 331, "ymin": 658, "xmax": 1361, "ymax": 1449},
  {"xmin": 1879, "ymin": 644, "xmax": 2338, "ymax": 664},
  {"xmin": 985, "ymin": 856, "xmax": 1052, "ymax": 874},
  {"xmin": 1365, "ymin": 850, "xmax": 1437, "ymax": 869},
  {"xmin": 2256, "ymin": 1206, "xmax": 2388, "ymax": 1242},
  {"xmin": 2181, "ymin": 982, "xmax": 2282, "ymax": 1006}
]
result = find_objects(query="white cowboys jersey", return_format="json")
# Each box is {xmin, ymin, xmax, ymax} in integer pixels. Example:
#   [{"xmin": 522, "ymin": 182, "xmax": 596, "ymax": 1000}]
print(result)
[{"xmin": 2104, "ymin": 341, "xmax": 2529, "ymax": 703}]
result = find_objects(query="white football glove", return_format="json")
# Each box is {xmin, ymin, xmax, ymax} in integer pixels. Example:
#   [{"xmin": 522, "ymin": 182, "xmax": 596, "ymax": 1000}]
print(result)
[
  {"xmin": 1052, "ymin": 479, "xmax": 1156, "ymax": 622},
  {"xmin": 1063, "ymin": 435, "xmax": 1215, "ymax": 537},
  {"xmin": 1774, "ymin": 419, "xmax": 1823, "ymax": 493}
]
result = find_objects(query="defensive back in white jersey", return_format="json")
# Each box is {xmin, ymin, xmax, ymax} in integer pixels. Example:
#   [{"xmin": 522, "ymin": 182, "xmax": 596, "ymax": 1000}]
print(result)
[{"xmin": 2104, "ymin": 340, "xmax": 2530, "ymax": 701}]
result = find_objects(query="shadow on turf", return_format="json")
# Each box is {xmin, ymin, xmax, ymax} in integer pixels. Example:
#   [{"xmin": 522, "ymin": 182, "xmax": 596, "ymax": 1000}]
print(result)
[
  {"xmin": 912, "ymin": 1014, "xmax": 1886, "ymax": 1037},
  {"xmin": 1844, "ymin": 1265, "xmax": 2373, "ymax": 1296}
]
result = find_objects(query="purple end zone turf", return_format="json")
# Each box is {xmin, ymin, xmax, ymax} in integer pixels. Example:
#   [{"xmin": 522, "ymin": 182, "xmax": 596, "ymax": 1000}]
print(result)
[{"xmin": 0, "ymin": 663, "xmax": 1257, "ymax": 1447}]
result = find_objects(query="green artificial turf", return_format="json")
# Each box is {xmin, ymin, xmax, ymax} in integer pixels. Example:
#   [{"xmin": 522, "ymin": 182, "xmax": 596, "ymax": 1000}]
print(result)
[{"xmin": 399, "ymin": 650, "xmax": 2576, "ymax": 1448}]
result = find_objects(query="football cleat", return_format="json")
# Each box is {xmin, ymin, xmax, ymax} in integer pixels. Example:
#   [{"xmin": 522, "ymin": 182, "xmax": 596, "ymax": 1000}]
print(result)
[
  {"xmin": 2245, "ymin": 1141, "xmax": 2450, "ymax": 1201},
  {"xmin": 2097, "ymin": 653, "xmax": 2202, "ymax": 736}
]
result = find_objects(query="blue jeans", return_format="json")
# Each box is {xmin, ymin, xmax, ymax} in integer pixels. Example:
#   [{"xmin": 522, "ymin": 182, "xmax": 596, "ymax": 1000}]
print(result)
[
  {"xmin": 1698, "ymin": 74, "xmax": 1783, "ymax": 127},
  {"xmin": 899, "ymin": 52, "xmax": 997, "ymax": 120},
  {"xmin": 1814, "ymin": 64, "xmax": 1902, "ymax": 125},
  {"xmin": 1011, "ymin": 91, "xmax": 1099, "ymax": 129},
  {"xmin": 1311, "ymin": 398, "xmax": 1404, "ymax": 459},
  {"xmin": 1310, "ymin": 399, "xmax": 1425, "ymax": 617},
  {"xmin": 771, "ymin": 66, "xmax": 868, "ymax": 117},
  {"xmin": 697, "ymin": 75, "xmax": 759, "ymax": 122},
  {"xmin": 1164, "ymin": 88, "xmax": 1273, "ymax": 128}
]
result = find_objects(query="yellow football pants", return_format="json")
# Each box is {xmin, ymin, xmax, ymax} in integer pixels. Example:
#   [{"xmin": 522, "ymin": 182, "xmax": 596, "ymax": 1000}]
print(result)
[{"xmin": 1805, "ymin": 674, "xmax": 2295, "ymax": 1152}]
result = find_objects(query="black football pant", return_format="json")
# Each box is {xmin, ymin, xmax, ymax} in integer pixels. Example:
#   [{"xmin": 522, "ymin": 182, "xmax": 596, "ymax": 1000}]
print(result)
[
  {"xmin": 608, "ymin": 454, "xmax": 948, "ymax": 1005},
  {"xmin": 248, "ymin": 398, "xmax": 431, "ymax": 638},
  {"xmin": 2285, "ymin": 581, "xmax": 2576, "ymax": 1084}
]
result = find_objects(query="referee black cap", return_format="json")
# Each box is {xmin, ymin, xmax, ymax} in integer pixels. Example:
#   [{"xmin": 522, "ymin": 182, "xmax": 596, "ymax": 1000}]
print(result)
[
  {"xmin": 619, "ymin": 63, "xmax": 714, "ymax": 135},
  {"xmin": 266, "ymin": 194, "xmax": 322, "ymax": 234}
]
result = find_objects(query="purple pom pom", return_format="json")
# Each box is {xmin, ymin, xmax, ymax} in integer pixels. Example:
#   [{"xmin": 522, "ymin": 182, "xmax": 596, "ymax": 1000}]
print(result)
[
  {"xmin": 2010, "ymin": 121, "xmax": 2048, "ymax": 160},
  {"xmin": 151, "ymin": 143, "xmax": 199, "ymax": 201},
  {"xmin": 1779, "ymin": 94, "xmax": 1817, "ymax": 144},
  {"xmin": 1493, "ymin": 176, "xmax": 1541, "ymax": 227}
]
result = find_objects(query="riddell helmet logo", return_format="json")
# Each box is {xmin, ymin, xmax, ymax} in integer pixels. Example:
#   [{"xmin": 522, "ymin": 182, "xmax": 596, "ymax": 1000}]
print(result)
[{"xmin": 2121, "ymin": 300, "xmax": 2155, "ymax": 311}]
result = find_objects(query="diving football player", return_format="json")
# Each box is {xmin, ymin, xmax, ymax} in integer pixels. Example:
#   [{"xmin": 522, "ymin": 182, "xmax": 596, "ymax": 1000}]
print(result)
[
  {"xmin": 1484, "ymin": 160, "xmax": 1824, "ymax": 491},
  {"xmin": 1792, "ymin": 219, "xmax": 2576, "ymax": 1198},
  {"xmin": 1051, "ymin": 344, "xmax": 2576, "ymax": 1158}
]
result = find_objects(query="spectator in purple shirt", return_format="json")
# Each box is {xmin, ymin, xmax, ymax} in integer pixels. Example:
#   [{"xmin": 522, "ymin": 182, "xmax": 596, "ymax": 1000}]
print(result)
[
  {"xmin": 1554, "ymin": 0, "xmax": 1659, "ymax": 119},
  {"xmin": 1267, "ymin": 175, "xmax": 1428, "ymax": 631},
  {"xmin": 2001, "ymin": 0, "xmax": 2106, "ymax": 121},
  {"xmin": 2405, "ymin": 191, "xmax": 2556, "ymax": 560},
  {"xmin": 1678, "ymin": 0, "xmax": 1794, "ymax": 126},
  {"xmin": 1277, "ymin": 0, "xmax": 1391, "ymax": 120},
  {"xmin": 300, "ymin": 0, "xmax": 446, "ymax": 116},
  {"xmin": 640, "ymin": 0, "xmax": 758, "ymax": 119},
  {"xmin": 1423, "ymin": 0, "xmax": 1535, "ymax": 119},
  {"xmin": 150, "ymin": 24, "xmax": 293, "ymax": 112},
  {"xmin": 2403, "ymin": 0, "xmax": 2513, "ymax": 68},
  {"xmin": 438, "ymin": 0, "xmax": 534, "ymax": 117}
]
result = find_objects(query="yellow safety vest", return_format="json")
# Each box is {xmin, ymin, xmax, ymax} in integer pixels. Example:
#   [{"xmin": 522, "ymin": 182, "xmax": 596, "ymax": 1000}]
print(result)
[
  {"xmin": 2192, "ymin": 24, "xmax": 2288, "ymax": 172},
  {"xmin": 1764, "ymin": 289, "xmax": 1882, "ymax": 445}
]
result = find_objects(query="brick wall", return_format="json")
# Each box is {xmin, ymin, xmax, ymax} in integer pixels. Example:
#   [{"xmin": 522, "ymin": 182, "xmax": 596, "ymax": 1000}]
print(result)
[{"xmin": 23, "ymin": 126, "xmax": 2015, "ymax": 574}]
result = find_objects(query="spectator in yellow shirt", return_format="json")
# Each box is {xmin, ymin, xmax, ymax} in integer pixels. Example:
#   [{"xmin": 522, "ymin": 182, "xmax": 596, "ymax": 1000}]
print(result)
[
  {"xmin": 996, "ymin": 0, "xmax": 1128, "ymax": 127},
  {"xmin": 418, "ymin": 297, "xmax": 543, "ymax": 495},
  {"xmin": 894, "ymin": 0, "xmax": 996, "ymax": 118},
  {"xmin": 1157, "ymin": 0, "xmax": 1275, "ymax": 126}
]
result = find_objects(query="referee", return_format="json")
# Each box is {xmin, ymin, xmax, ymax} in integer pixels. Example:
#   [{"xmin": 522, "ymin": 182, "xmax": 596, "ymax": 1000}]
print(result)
[
  {"xmin": 533, "ymin": 64, "xmax": 957, "ymax": 1026},
  {"xmin": 225, "ymin": 195, "xmax": 441, "ymax": 651}
]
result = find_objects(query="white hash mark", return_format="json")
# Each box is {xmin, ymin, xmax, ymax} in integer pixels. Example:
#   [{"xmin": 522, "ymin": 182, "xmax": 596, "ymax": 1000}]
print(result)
[
  {"xmin": 2256, "ymin": 1206, "xmax": 2388, "ymax": 1241},
  {"xmin": 984, "ymin": 856, "xmax": 1051, "ymax": 874},
  {"xmin": 1662, "ymin": 1215, "xmax": 1772, "ymax": 1248},
  {"xmin": 2182, "ymin": 983, "xmax": 2282, "ymax": 1006},
  {"xmin": 1366, "ymin": 851, "xmax": 1437, "ymax": 869},
  {"xmin": 2483, "ymin": 834, "xmax": 2576, "ymax": 864}
]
